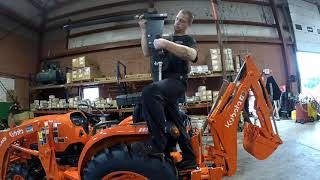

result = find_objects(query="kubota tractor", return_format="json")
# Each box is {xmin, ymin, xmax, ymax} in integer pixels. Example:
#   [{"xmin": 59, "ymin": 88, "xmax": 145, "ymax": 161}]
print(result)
[{"xmin": 0, "ymin": 55, "xmax": 282, "ymax": 180}]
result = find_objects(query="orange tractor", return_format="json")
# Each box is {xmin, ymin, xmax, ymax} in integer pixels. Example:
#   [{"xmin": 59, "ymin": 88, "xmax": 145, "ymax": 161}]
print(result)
[{"xmin": 0, "ymin": 55, "xmax": 282, "ymax": 180}]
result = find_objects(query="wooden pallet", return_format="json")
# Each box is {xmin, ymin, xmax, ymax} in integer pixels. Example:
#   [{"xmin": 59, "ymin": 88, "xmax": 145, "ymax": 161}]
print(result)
[
  {"xmin": 94, "ymin": 77, "xmax": 117, "ymax": 82},
  {"xmin": 125, "ymin": 74, "xmax": 151, "ymax": 79},
  {"xmin": 189, "ymin": 72, "xmax": 211, "ymax": 76},
  {"xmin": 71, "ymin": 79, "xmax": 95, "ymax": 83},
  {"xmin": 185, "ymin": 100, "xmax": 212, "ymax": 105}
]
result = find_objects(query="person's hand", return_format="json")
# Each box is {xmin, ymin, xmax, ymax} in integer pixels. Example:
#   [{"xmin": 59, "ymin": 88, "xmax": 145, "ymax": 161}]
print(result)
[
  {"xmin": 153, "ymin": 38, "xmax": 168, "ymax": 50},
  {"xmin": 138, "ymin": 15, "xmax": 147, "ymax": 29}
]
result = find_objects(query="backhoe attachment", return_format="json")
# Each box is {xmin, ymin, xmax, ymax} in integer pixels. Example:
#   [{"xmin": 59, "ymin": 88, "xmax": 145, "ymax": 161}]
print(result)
[{"xmin": 203, "ymin": 55, "xmax": 283, "ymax": 176}]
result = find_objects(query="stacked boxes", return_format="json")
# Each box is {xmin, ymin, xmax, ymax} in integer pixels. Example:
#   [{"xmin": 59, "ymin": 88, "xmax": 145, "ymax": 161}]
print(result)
[
  {"xmin": 68, "ymin": 96, "xmax": 81, "ymax": 108},
  {"xmin": 81, "ymin": 66, "xmax": 100, "ymax": 81},
  {"xmin": 72, "ymin": 56, "xmax": 96, "ymax": 68},
  {"xmin": 59, "ymin": 99, "xmax": 68, "ymax": 108},
  {"xmin": 189, "ymin": 65, "xmax": 209, "ymax": 75},
  {"xmin": 94, "ymin": 98, "xmax": 117, "ymax": 109},
  {"xmin": 48, "ymin": 95, "xmax": 59, "ymax": 109},
  {"xmin": 66, "ymin": 72, "xmax": 72, "ymax": 84},
  {"xmin": 207, "ymin": 48, "xmax": 234, "ymax": 72},
  {"xmin": 235, "ymin": 55, "xmax": 241, "ymax": 72},
  {"xmin": 31, "ymin": 96, "xmax": 118, "ymax": 111},
  {"xmin": 195, "ymin": 86, "xmax": 212, "ymax": 102},
  {"xmin": 39, "ymin": 100, "xmax": 49, "ymax": 109},
  {"xmin": 70, "ymin": 56, "xmax": 101, "ymax": 82},
  {"xmin": 71, "ymin": 70, "xmax": 78, "ymax": 82},
  {"xmin": 186, "ymin": 86, "xmax": 219, "ymax": 104},
  {"xmin": 72, "ymin": 58, "xmax": 79, "ymax": 68},
  {"xmin": 94, "ymin": 98, "xmax": 107, "ymax": 109}
]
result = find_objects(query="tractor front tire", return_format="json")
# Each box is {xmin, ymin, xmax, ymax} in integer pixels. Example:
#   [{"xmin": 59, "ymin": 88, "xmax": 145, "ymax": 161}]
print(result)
[
  {"xmin": 7, "ymin": 163, "xmax": 38, "ymax": 180},
  {"xmin": 82, "ymin": 144, "xmax": 177, "ymax": 180}
]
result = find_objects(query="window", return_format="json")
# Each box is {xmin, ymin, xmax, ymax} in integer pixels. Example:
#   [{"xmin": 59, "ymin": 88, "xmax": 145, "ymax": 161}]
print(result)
[
  {"xmin": 295, "ymin": 24, "xmax": 302, "ymax": 30},
  {"xmin": 83, "ymin": 87, "xmax": 99, "ymax": 102},
  {"xmin": 317, "ymin": 29, "xmax": 320, "ymax": 34},
  {"xmin": 307, "ymin": 27, "xmax": 313, "ymax": 32},
  {"xmin": 0, "ymin": 77, "xmax": 15, "ymax": 102}
]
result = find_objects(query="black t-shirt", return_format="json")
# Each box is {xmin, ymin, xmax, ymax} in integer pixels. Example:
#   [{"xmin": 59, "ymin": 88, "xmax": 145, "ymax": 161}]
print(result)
[{"xmin": 163, "ymin": 35, "xmax": 197, "ymax": 75}]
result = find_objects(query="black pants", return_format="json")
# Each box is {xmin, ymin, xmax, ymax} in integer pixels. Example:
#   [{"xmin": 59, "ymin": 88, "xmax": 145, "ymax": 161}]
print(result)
[{"xmin": 141, "ymin": 77, "xmax": 195, "ymax": 160}]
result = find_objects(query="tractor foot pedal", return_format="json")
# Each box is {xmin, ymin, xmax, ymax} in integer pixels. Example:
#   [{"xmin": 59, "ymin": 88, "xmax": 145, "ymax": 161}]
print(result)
[
  {"xmin": 176, "ymin": 159, "xmax": 198, "ymax": 170},
  {"xmin": 178, "ymin": 166, "xmax": 199, "ymax": 175}
]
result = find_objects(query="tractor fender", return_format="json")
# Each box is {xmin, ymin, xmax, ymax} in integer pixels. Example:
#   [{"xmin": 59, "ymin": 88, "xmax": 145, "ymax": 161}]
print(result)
[{"xmin": 77, "ymin": 124, "xmax": 150, "ymax": 178}]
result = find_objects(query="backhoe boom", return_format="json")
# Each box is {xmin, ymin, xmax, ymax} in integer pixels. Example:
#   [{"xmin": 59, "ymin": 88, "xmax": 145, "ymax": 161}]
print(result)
[{"xmin": 205, "ymin": 55, "xmax": 283, "ymax": 176}]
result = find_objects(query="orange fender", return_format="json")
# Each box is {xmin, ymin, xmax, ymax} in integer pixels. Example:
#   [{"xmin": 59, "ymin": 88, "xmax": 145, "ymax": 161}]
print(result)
[{"xmin": 77, "ymin": 124, "xmax": 150, "ymax": 178}]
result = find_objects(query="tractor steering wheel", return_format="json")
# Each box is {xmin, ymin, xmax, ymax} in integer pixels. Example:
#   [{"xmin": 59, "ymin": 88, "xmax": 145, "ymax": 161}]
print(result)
[
  {"xmin": 78, "ymin": 102, "xmax": 119, "ymax": 135},
  {"xmin": 78, "ymin": 103, "xmax": 106, "ymax": 125}
]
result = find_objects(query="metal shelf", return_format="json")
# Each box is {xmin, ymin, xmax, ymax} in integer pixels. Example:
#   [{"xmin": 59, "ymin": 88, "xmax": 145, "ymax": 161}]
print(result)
[
  {"xmin": 30, "ymin": 72, "xmax": 237, "ymax": 90},
  {"xmin": 33, "ymin": 102, "xmax": 213, "ymax": 116}
]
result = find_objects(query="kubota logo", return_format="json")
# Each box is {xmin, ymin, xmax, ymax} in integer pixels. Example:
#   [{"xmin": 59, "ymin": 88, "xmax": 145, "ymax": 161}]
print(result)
[
  {"xmin": 9, "ymin": 129, "xmax": 24, "ymax": 137},
  {"xmin": 0, "ymin": 137, "xmax": 6, "ymax": 147},
  {"xmin": 225, "ymin": 91, "xmax": 247, "ymax": 128}
]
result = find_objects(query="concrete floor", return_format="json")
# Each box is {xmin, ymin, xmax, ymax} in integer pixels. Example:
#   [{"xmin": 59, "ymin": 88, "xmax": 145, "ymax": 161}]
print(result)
[{"xmin": 223, "ymin": 120, "xmax": 320, "ymax": 180}]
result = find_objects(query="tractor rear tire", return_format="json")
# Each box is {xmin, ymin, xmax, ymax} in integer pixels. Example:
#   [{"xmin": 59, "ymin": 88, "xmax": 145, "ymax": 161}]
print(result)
[{"xmin": 82, "ymin": 143, "xmax": 177, "ymax": 180}]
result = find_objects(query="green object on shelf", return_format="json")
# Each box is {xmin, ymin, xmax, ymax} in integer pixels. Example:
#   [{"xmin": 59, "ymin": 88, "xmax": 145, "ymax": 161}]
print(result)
[{"xmin": 0, "ymin": 102, "xmax": 13, "ymax": 120}]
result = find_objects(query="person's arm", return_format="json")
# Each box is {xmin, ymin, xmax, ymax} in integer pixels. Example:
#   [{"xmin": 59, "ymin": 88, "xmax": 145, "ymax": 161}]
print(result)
[
  {"xmin": 139, "ymin": 18, "xmax": 150, "ymax": 57},
  {"xmin": 154, "ymin": 38, "xmax": 197, "ymax": 62}
]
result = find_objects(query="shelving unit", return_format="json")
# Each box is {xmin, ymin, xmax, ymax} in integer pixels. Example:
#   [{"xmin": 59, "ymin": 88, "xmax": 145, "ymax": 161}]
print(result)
[
  {"xmin": 30, "ymin": 72, "xmax": 237, "ymax": 90},
  {"xmin": 30, "ymin": 72, "xmax": 235, "ymax": 116},
  {"xmin": 33, "ymin": 102, "xmax": 213, "ymax": 116}
]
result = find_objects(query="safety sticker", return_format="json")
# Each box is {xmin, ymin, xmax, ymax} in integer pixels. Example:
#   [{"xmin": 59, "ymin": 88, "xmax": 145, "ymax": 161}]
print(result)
[
  {"xmin": 26, "ymin": 125, "xmax": 33, "ymax": 133},
  {"xmin": 138, "ymin": 127, "xmax": 148, "ymax": 133},
  {"xmin": 38, "ymin": 132, "xmax": 43, "ymax": 142}
]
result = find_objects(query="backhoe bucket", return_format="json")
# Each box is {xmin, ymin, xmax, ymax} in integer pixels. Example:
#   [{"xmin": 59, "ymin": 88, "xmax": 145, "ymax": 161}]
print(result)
[{"xmin": 243, "ymin": 123, "xmax": 282, "ymax": 160}]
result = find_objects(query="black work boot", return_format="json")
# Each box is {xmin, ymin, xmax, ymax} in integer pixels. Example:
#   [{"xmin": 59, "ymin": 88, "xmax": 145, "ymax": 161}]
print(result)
[{"xmin": 175, "ymin": 158, "xmax": 197, "ymax": 170}]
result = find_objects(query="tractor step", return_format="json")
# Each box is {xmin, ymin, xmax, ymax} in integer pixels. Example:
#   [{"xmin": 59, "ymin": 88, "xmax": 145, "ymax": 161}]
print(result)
[{"xmin": 63, "ymin": 169, "xmax": 79, "ymax": 180}]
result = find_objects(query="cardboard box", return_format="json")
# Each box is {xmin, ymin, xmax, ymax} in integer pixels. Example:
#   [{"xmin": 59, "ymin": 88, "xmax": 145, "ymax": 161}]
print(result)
[
  {"xmin": 82, "ymin": 67, "xmax": 101, "ymax": 81},
  {"xmin": 72, "ymin": 58, "xmax": 79, "ymax": 68},
  {"xmin": 207, "ymin": 48, "xmax": 234, "ymax": 72},
  {"xmin": 66, "ymin": 72, "xmax": 72, "ymax": 84},
  {"xmin": 58, "ymin": 99, "xmax": 67, "ymax": 108},
  {"xmin": 78, "ymin": 56, "xmax": 96, "ymax": 68},
  {"xmin": 235, "ymin": 55, "xmax": 241, "ymax": 72},
  {"xmin": 190, "ymin": 65, "xmax": 209, "ymax": 75},
  {"xmin": 77, "ymin": 68, "xmax": 84, "ymax": 81},
  {"xmin": 72, "ymin": 70, "xmax": 78, "ymax": 82},
  {"xmin": 40, "ymin": 100, "xmax": 49, "ymax": 109}
]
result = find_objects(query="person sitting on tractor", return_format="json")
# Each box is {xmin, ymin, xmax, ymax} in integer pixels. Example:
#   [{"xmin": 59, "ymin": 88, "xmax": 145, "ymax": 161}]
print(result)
[{"xmin": 138, "ymin": 9, "xmax": 198, "ymax": 170}]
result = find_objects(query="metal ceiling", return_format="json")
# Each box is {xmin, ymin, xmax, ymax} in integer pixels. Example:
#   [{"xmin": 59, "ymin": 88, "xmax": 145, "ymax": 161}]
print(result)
[
  {"xmin": 0, "ymin": 0, "xmax": 82, "ymax": 31},
  {"xmin": 27, "ymin": 0, "xmax": 81, "ymax": 11},
  {"xmin": 303, "ymin": 0, "xmax": 320, "ymax": 5},
  {"xmin": 0, "ymin": 0, "xmax": 319, "ymax": 32}
]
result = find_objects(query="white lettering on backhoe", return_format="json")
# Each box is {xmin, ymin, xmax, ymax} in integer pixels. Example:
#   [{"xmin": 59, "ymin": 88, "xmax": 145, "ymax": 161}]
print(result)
[
  {"xmin": 9, "ymin": 129, "xmax": 24, "ymax": 137},
  {"xmin": 225, "ymin": 91, "xmax": 247, "ymax": 128}
]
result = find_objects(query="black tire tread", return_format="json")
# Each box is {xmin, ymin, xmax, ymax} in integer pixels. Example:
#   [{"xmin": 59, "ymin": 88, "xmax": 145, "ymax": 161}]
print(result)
[
  {"xmin": 7, "ymin": 164, "xmax": 35, "ymax": 180},
  {"xmin": 82, "ymin": 143, "xmax": 177, "ymax": 180}
]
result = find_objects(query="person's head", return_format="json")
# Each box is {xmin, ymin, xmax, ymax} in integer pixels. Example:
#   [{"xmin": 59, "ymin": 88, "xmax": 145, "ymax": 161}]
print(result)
[{"xmin": 174, "ymin": 10, "xmax": 193, "ymax": 34}]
